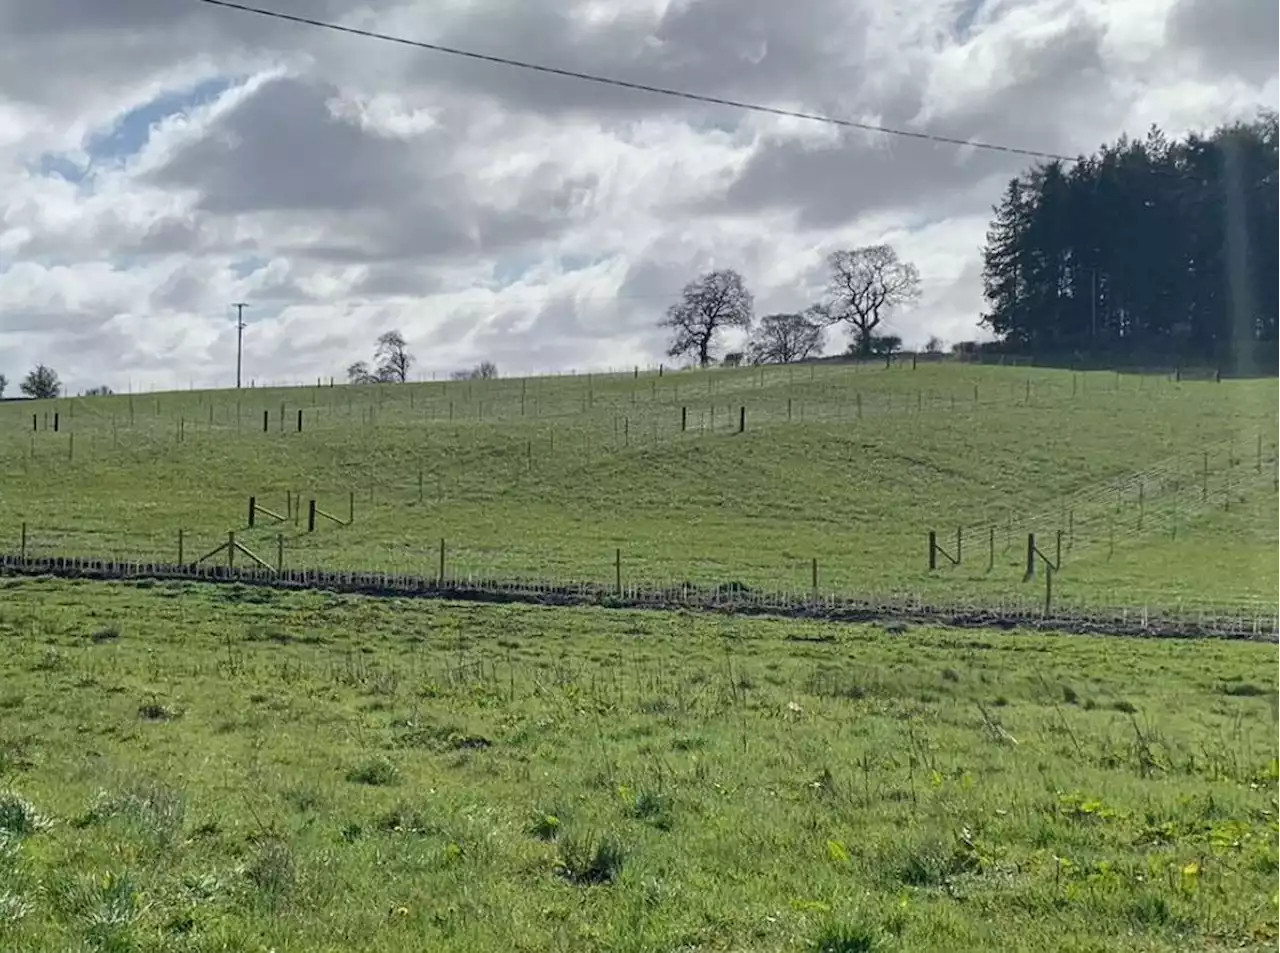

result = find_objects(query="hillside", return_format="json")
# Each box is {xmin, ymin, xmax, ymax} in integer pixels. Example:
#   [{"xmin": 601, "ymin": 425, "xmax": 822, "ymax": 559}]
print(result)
[{"xmin": 0, "ymin": 362, "xmax": 1275, "ymax": 610}]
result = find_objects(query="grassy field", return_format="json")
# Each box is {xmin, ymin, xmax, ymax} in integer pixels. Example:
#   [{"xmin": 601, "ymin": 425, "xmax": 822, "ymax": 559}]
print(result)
[
  {"xmin": 0, "ymin": 362, "xmax": 1276, "ymax": 609},
  {"xmin": 0, "ymin": 576, "xmax": 1275, "ymax": 952}
]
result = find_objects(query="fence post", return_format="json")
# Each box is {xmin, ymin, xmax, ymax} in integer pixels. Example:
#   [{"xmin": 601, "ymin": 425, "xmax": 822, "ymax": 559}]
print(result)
[
  {"xmin": 20, "ymin": 522, "xmax": 27, "ymax": 561},
  {"xmin": 31, "ymin": 414, "xmax": 36, "ymax": 432},
  {"xmin": 277, "ymin": 534, "xmax": 284, "ymax": 573},
  {"xmin": 787, "ymin": 398, "xmax": 792, "ymax": 422},
  {"xmin": 1138, "ymin": 481, "xmax": 1144, "ymax": 529},
  {"xmin": 1256, "ymin": 434, "xmax": 1262, "ymax": 474},
  {"xmin": 681, "ymin": 407, "xmax": 687, "ymax": 432},
  {"xmin": 811, "ymin": 557, "xmax": 818, "ymax": 593},
  {"xmin": 438, "ymin": 538, "xmax": 446, "ymax": 584},
  {"xmin": 308, "ymin": 500, "xmax": 316, "ymax": 532},
  {"xmin": 738, "ymin": 406, "xmax": 745, "ymax": 433},
  {"xmin": 227, "ymin": 531, "xmax": 235, "ymax": 570},
  {"xmin": 956, "ymin": 526, "xmax": 962, "ymax": 564},
  {"xmin": 856, "ymin": 392, "xmax": 862, "ymax": 419},
  {"xmin": 68, "ymin": 433, "xmax": 74, "ymax": 461},
  {"xmin": 1025, "ymin": 533, "xmax": 1036, "ymax": 579},
  {"xmin": 1043, "ymin": 564, "xmax": 1053, "ymax": 617},
  {"xmin": 248, "ymin": 496, "xmax": 256, "ymax": 528},
  {"xmin": 1202, "ymin": 451, "xmax": 1208, "ymax": 502},
  {"xmin": 297, "ymin": 409, "xmax": 303, "ymax": 432},
  {"xmin": 349, "ymin": 491, "xmax": 355, "ymax": 524},
  {"xmin": 1067, "ymin": 509, "xmax": 1074, "ymax": 549},
  {"xmin": 624, "ymin": 417, "xmax": 629, "ymax": 447},
  {"xmin": 53, "ymin": 412, "xmax": 59, "ymax": 433},
  {"xmin": 987, "ymin": 526, "xmax": 994, "ymax": 571},
  {"xmin": 418, "ymin": 470, "xmax": 424, "ymax": 502},
  {"xmin": 912, "ymin": 353, "xmax": 918, "ymax": 370},
  {"xmin": 1055, "ymin": 529, "xmax": 1063, "ymax": 569},
  {"xmin": 928, "ymin": 531, "xmax": 937, "ymax": 570},
  {"xmin": 615, "ymin": 548, "xmax": 622, "ymax": 595},
  {"xmin": 262, "ymin": 410, "xmax": 269, "ymax": 433}
]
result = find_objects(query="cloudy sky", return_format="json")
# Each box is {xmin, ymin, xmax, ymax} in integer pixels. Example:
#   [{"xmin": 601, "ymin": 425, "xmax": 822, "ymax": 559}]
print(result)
[{"xmin": 0, "ymin": 0, "xmax": 1275, "ymax": 392}]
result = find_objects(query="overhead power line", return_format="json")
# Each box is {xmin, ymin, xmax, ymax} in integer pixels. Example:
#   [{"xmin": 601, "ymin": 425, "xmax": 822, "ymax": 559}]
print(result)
[{"xmin": 193, "ymin": 0, "xmax": 1078, "ymax": 163}]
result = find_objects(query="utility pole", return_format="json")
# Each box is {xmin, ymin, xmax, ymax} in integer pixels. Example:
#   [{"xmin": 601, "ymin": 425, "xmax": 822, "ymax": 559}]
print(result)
[{"xmin": 232, "ymin": 302, "xmax": 249, "ymax": 389}]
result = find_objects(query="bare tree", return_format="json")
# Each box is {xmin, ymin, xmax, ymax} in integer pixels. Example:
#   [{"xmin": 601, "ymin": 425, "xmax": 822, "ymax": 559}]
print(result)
[
  {"xmin": 347, "ymin": 361, "xmax": 375, "ymax": 384},
  {"xmin": 83, "ymin": 385, "xmax": 114, "ymax": 396},
  {"xmin": 660, "ymin": 269, "xmax": 754, "ymax": 368},
  {"xmin": 924, "ymin": 335, "xmax": 944, "ymax": 354},
  {"xmin": 451, "ymin": 361, "xmax": 499, "ymax": 380},
  {"xmin": 814, "ymin": 246, "xmax": 920, "ymax": 357},
  {"xmin": 0, "ymin": 374, "xmax": 7, "ymax": 398},
  {"xmin": 20, "ymin": 364, "xmax": 61, "ymax": 399},
  {"xmin": 375, "ymin": 330, "xmax": 413, "ymax": 383},
  {"xmin": 747, "ymin": 312, "xmax": 825, "ymax": 365}
]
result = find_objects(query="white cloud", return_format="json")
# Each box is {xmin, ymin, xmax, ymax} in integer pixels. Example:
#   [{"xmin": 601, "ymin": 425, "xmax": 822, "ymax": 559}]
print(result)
[{"xmin": 0, "ymin": 0, "xmax": 1272, "ymax": 392}]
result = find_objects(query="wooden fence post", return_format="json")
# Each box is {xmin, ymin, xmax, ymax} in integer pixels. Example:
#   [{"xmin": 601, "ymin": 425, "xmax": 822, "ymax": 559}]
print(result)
[
  {"xmin": 262, "ymin": 410, "xmax": 269, "ymax": 433},
  {"xmin": 20, "ymin": 522, "xmax": 27, "ymax": 561},
  {"xmin": 811, "ymin": 557, "xmax": 818, "ymax": 593},
  {"xmin": 177, "ymin": 529, "xmax": 184, "ymax": 565},
  {"xmin": 615, "ymin": 548, "xmax": 622, "ymax": 595},
  {"xmin": 277, "ymin": 534, "xmax": 284, "ymax": 573},
  {"xmin": 248, "ymin": 496, "xmax": 256, "ymax": 528},
  {"xmin": 987, "ymin": 526, "xmax": 994, "ymax": 571},
  {"xmin": 928, "ymin": 531, "xmax": 937, "ymax": 570},
  {"xmin": 956, "ymin": 526, "xmax": 962, "ymax": 564},
  {"xmin": 438, "ymin": 538, "xmax": 446, "ymax": 584},
  {"xmin": 856, "ymin": 393, "xmax": 862, "ymax": 419},
  {"xmin": 1043, "ymin": 564, "xmax": 1053, "ymax": 616},
  {"xmin": 787, "ymin": 398, "xmax": 792, "ymax": 422},
  {"xmin": 227, "ymin": 531, "xmax": 235, "ymax": 569},
  {"xmin": 53, "ymin": 412, "xmax": 59, "ymax": 433},
  {"xmin": 418, "ymin": 470, "xmax": 424, "ymax": 502},
  {"xmin": 308, "ymin": 500, "xmax": 316, "ymax": 532},
  {"xmin": 1025, "ymin": 533, "xmax": 1035, "ymax": 578},
  {"xmin": 1067, "ymin": 509, "xmax": 1074, "ymax": 549},
  {"xmin": 296, "ymin": 409, "xmax": 303, "ymax": 432},
  {"xmin": 1055, "ymin": 530, "xmax": 1063, "ymax": 569},
  {"xmin": 349, "ymin": 491, "xmax": 355, "ymax": 524},
  {"xmin": 738, "ymin": 406, "xmax": 745, "ymax": 433}
]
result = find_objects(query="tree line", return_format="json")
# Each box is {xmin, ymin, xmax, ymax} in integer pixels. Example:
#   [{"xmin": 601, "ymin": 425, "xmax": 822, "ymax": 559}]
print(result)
[
  {"xmin": 658, "ymin": 245, "xmax": 921, "ymax": 367},
  {"xmin": 980, "ymin": 111, "xmax": 1278, "ymax": 370}
]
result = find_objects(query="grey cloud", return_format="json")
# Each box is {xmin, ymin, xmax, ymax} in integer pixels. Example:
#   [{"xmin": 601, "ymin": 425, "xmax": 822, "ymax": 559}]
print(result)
[
  {"xmin": 146, "ymin": 75, "xmax": 589, "ymax": 262},
  {"xmin": 1167, "ymin": 0, "xmax": 1278, "ymax": 87},
  {"xmin": 692, "ymin": 13, "xmax": 1112, "ymax": 228}
]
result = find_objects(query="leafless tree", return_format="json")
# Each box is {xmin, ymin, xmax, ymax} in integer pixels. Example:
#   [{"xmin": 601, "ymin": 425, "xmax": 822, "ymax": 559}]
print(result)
[
  {"xmin": 347, "ymin": 360, "xmax": 375, "ymax": 384},
  {"xmin": 375, "ymin": 330, "xmax": 413, "ymax": 383},
  {"xmin": 814, "ymin": 246, "xmax": 920, "ymax": 357},
  {"xmin": 451, "ymin": 361, "xmax": 499, "ymax": 381},
  {"xmin": 83, "ymin": 385, "xmax": 114, "ymax": 396},
  {"xmin": 924, "ymin": 335, "xmax": 944, "ymax": 354},
  {"xmin": 747, "ymin": 312, "xmax": 825, "ymax": 365},
  {"xmin": 660, "ymin": 269, "xmax": 753, "ymax": 368}
]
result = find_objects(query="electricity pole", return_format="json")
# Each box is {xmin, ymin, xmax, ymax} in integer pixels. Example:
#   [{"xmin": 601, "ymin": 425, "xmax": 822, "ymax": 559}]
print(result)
[{"xmin": 232, "ymin": 302, "xmax": 248, "ymax": 389}]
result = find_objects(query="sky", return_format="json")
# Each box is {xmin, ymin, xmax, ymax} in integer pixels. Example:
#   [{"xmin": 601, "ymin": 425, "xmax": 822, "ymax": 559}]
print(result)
[{"xmin": 0, "ymin": 0, "xmax": 1275, "ymax": 393}]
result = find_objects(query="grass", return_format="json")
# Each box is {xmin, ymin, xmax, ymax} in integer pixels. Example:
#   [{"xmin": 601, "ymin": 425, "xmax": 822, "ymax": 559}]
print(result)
[
  {"xmin": 0, "ymin": 575, "xmax": 1275, "ymax": 951},
  {"xmin": 0, "ymin": 362, "xmax": 1275, "ymax": 608}
]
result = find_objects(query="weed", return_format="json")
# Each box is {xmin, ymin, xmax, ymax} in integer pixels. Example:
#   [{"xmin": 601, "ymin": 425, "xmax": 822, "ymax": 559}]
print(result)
[
  {"xmin": 1219, "ymin": 682, "xmax": 1269, "ymax": 697},
  {"xmin": 0, "ymin": 792, "xmax": 53, "ymax": 836},
  {"xmin": 345, "ymin": 757, "xmax": 400, "ymax": 786},
  {"xmin": 1061, "ymin": 684, "xmax": 1080, "ymax": 705},
  {"xmin": 556, "ymin": 833, "xmax": 626, "ymax": 885},
  {"xmin": 244, "ymin": 839, "xmax": 295, "ymax": 906},
  {"xmin": 813, "ymin": 920, "xmax": 883, "ymax": 952},
  {"xmin": 528, "ymin": 813, "xmax": 562, "ymax": 841},
  {"xmin": 137, "ymin": 699, "xmax": 180, "ymax": 721}
]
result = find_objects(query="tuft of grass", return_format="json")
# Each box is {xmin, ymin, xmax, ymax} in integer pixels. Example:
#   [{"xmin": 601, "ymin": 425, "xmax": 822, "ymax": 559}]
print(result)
[
  {"xmin": 244, "ymin": 839, "xmax": 295, "ymax": 906},
  {"xmin": 345, "ymin": 757, "xmax": 400, "ymax": 787},
  {"xmin": 1219, "ymin": 681, "xmax": 1269, "ymax": 697},
  {"xmin": 813, "ymin": 920, "xmax": 883, "ymax": 953},
  {"xmin": 556, "ymin": 833, "xmax": 626, "ymax": 885},
  {"xmin": 0, "ymin": 792, "xmax": 53, "ymax": 836},
  {"xmin": 137, "ymin": 699, "xmax": 180, "ymax": 721}
]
